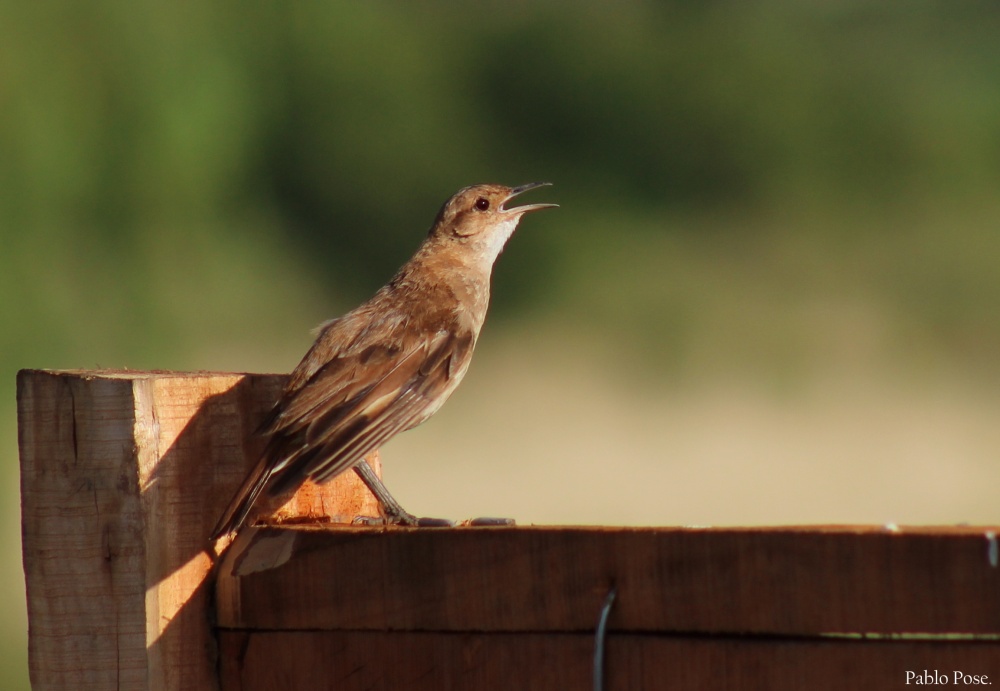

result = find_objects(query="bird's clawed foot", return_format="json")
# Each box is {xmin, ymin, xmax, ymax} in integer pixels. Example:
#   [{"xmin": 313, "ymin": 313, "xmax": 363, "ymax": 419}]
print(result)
[
  {"xmin": 350, "ymin": 514, "xmax": 516, "ymax": 528},
  {"xmin": 351, "ymin": 511, "xmax": 456, "ymax": 528},
  {"xmin": 462, "ymin": 516, "xmax": 517, "ymax": 527},
  {"xmin": 350, "ymin": 461, "xmax": 514, "ymax": 528}
]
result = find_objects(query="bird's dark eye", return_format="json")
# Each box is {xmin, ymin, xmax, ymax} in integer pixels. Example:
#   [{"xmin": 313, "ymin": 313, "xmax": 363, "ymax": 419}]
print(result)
[{"xmin": 474, "ymin": 197, "xmax": 490, "ymax": 211}]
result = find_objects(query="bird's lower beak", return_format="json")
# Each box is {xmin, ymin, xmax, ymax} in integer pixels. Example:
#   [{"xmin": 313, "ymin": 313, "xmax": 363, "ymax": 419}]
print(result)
[{"xmin": 502, "ymin": 182, "xmax": 558, "ymax": 214}]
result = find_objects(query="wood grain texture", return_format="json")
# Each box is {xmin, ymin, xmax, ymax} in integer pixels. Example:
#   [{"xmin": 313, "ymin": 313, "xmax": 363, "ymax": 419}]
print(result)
[
  {"xmin": 218, "ymin": 630, "xmax": 1000, "ymax": 691},
  {"xmin": 216, "ymin": 524, "xmax": 1000, "ymax": 635},
  {"xmin": 18, "ymin": 370, "xmax": 381, "ymax": 691}
]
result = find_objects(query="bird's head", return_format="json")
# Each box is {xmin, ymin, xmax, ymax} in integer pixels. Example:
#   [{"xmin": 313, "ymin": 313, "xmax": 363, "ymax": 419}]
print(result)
[{"xmin": 429, "ymin": 182, "xmax": 557, "ymax": 268}]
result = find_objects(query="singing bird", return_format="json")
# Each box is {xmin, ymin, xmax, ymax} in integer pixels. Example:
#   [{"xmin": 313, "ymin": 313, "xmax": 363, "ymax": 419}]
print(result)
[{"xmin": 211, "ymin": 182, "xmax": 556, "ymax": 539}]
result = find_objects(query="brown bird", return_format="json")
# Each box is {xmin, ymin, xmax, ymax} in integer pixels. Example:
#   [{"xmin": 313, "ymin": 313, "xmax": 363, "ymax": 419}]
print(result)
[{"xmin": 211, "ymin": 182, "xmax": 556, "ymax": 539}]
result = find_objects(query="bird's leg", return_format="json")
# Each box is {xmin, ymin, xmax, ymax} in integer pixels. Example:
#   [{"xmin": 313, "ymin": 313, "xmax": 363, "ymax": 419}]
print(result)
[
  {"xmin": 352, "ymin": 459, "xmax": 516, "ymax": 528},
  {"xmin": 352, "ymin": 460, "xmax": 417, "ymax": 524},
  {"xmin": 352, "ymin": 460, "xmax": 455, "ymax": 527}
]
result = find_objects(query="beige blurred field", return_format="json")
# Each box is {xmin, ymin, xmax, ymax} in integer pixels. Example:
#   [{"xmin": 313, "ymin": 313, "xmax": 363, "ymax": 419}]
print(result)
[{"xmin": 383, "ymin": 325, "xmax": 1000, "ymax": 528}]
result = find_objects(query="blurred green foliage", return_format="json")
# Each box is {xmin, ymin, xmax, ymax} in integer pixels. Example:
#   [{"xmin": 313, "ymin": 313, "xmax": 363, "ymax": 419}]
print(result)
[{"xmin": 3, "ymin": 1, "xmax": 1000, "ymax": 686}]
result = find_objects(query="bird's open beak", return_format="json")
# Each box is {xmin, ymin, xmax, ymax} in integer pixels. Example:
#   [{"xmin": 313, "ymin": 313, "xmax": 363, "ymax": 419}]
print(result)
[{"xmin": 501, "ymin": 182, "xmax": 558, "ymax": 214}]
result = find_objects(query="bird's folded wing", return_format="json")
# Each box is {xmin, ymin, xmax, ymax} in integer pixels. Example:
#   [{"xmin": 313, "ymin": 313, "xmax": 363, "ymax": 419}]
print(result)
[{"xmin": 263, "ymin": 327, "xmax": 474, "ymax": 497}]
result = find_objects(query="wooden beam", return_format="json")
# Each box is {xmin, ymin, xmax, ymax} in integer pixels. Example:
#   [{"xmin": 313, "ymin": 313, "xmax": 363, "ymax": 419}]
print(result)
[
  {"xmin": 217, "ymin": 524, "xmax": 1000, "ymax": 635},
  {"xmin": 216, "ymin": 524, "xmax": 1000, "ymax": 689},
  {"xmin": 218, "ymin": 630, "xmax": 1000, "ymax": 691},
  {"xmin": 17, "ymin": 370, "xmax": 381, "ymax": 691}
]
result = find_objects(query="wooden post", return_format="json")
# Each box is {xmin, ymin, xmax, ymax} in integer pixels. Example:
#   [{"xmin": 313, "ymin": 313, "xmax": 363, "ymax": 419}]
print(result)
[{"xmin": 17, "ymin": 370, "xmax": 381, "ymax": 691}]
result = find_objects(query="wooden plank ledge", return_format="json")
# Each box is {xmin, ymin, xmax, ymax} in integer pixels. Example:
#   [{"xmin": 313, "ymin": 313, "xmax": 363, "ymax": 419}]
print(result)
[
  {"xmin": 216, "ymin": 524, "xmax": 1000, "ymax": 635},
  {"xmin": 215, "ymin": 524, "xmax": 1000, "ymax": 690},
  {"xmin": 217, "ymin": 630, "xmax": 999, "ymax": 690}
]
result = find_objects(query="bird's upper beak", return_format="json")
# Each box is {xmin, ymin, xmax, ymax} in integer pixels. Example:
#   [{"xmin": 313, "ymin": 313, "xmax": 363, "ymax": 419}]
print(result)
[{"xmin": 501, "ymin": 182, "xmax": 558, "ymax": 214}]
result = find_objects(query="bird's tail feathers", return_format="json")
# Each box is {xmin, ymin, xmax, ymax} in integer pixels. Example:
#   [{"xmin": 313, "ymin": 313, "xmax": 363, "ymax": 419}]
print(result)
[{"xmin": 209, "ymin": 456, "xmax": 274, "ymax": 541}]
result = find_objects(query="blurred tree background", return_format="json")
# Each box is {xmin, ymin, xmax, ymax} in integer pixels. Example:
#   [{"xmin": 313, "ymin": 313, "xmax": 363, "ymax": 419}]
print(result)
[{"xmin": 4, "ymin": 1, "xmax": 1000, "ymax": 686}]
